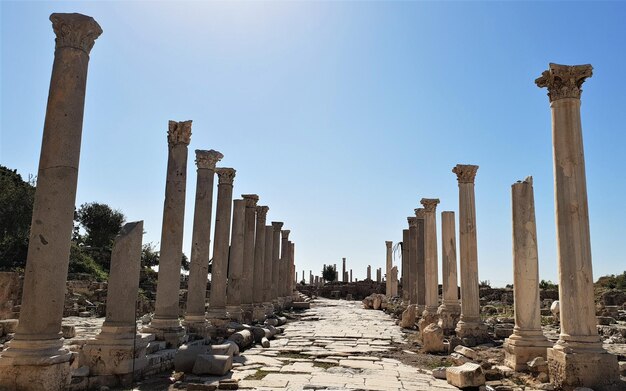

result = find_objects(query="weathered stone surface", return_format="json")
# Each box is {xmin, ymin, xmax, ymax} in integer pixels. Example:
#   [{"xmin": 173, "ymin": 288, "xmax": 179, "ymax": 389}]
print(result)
[
  {"xmin": 228, "ymin": 329, "xmax": 253, "ymax": 349},
  {"xmin": 191, "ymin": 354, "xmax": 232, "ymax": 376},
  {"xmin": 454, "ymin": 345, "xmax": 478, "ymax": 360},
  {"xmin": 400, "ymin": 304, "xmax": 417, "ymax": 328},
  {"xmin": 174, "ymin": 345, "xmax": 211, "ymax": 373},
  {"xmin": 446, "ymin": 363, "xmax": 485, "ymax": 388},
  {"xmin": 422, "ymin": 323, "xmax": 445, "ymax": 353}
]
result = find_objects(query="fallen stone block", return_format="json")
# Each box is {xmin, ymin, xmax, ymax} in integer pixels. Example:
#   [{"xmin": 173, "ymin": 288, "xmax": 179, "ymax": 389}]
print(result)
[
  {"xmin": 174, "ymin": 344, "xmax": 211, "ymax": 373},
  {"xmin": 192, "ymin": 354, "xmax": 233, "ymax": 376},
  {"xmin": 210, "ymin": 343, "xmax": 237, "ymax": 357},
  {"xmin": 454, "ymin": 345, "xmax": 478, "ymax": 360},
  {"xmin": 432, "ymin": 366, "xmax": 447, "ymax": 380},
  {"xmin": 446, "ymin": 362, "xmax": 485, "ymax": 388},
  {"xmin": 400, "ymin": 305, "xmax": 417, "ymax": 328},
  {"xmin": 422, "ymin": 323, "xmax": 445, "ymax": 353},
  {"xmin": 264, "ymin": 318, "xmax": 279, "ymax": 326},
  {"xmin": 228, "ymin": 329, "xmax": 253, "ymax": 349},
  {"xmin": 527, "ymin": 356, "xmax": 548, "ymax": 374},
  {"xmin": 450, "ymin": 352, "xmax": 472, "ymax": 365},
  {"xmin": 61, "ymin": 325, "xmax": 76, "ymax": 339},
  {"xmin": 261, "ymin": 337, "xmax": 270, "ymax": 348}
]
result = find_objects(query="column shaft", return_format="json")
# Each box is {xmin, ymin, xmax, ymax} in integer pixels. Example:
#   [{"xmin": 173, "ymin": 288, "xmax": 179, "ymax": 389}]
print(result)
[
  {"xmin": 402, "ymin": 229, "xmax": 409, "ymax": 302},
  {"xmin": 240, "ymin": 194, "xmax": 258, "ymax": 313},
  {"xmin": 437, "ymin": 211, "xmax": 460, "ymax": 334},
  {"xmin": 408, "ymin": 217, "xmax": 419, "ymax": 305},
  {"xmin": 271, "ymin": 222, "xmax": 283, "ymax": 304},
  {"xmin": 226, "ymin": 199, "xmax": 246, "ymax": 319},
  {"xmin": 385, "ymin": 241, "xmax": 393, "ymax": 296},
  {"xmin": 415, "ymin": 210, "xmax": 426, "ymax": 310},
  {"xmin": 263, "ymin": 225, "xmax": 274, "ymax": 305},
  {"xmin": 253, "ymin": 206, "xmax": 268, "ymax": 305}
]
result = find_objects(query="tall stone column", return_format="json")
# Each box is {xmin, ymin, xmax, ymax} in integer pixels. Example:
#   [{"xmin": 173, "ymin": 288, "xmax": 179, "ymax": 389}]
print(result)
[
  {"xmin": 402, "ymin": 229, "xmax": 410, "ymax": 302},
  {"xmin": 437, "ymin": 211, "xmax": 461, "ymax": 335},
  {"xmin": 0, "ymin": 13, "xmax": 102, "ymax": 391},
  {"xmin": 185, "ymin": 150, "xmax": 223, "ymax": 325},
  {"xmin": 206, "ymin": 168, "xmax": 236, "ymax": 323},
  {"xmin": 146, "ymin": 120, "xmax": 192, "ymax": 344},
  {"xmin": 503, "ymin": 177, "xmax": 551, "ymax": 371},
  {"xmin": 453, "ymin": 164, "xmax": 488, "ymax": 344},
  {"xmin": 240, "ymin": 194, "xmax": 258, "ymax": 322},
  {"xmin": 280, "ymin": 230, "xmax": 291, "ymax": 300},
  {"xmin": 415, "ymin": 208, "xmax": 426, "ymax": 312},
  {"xmin": 83, "ymin": 222, "xmax": 147, "ymax": 379},
  {"xmin": 407, "ymin": 217, "xmax": 418, "ymax": 305},
  {"xmin": 289, "ymin": 242, "xmax": 296, "ymax": 296},
  {"xmin": 342, "ymin": 258, "xmax": 347, "ymax": 282},
  {"xmin": 263, "ymin": 224, "xmax": 274, "ymax": 315},
  {"xmin": 419, "ymin": 198, "xmax": 440, "ymax": 329},
  {"xmin": 385, "ymin": 241, "xmax": 393, "ymax": 296},
  {"xmin": 226, "ymin": 199, "xmax": 246, "ymax": 321},
  {"xmin": 271, "ymin": 222, "xmax": 283, "ymax": 307},
  {"xmin": 350, "ymin": 269, "xmax": 353, "ymax": 283},
  {"xmin": 252, "ymin": 206, "xmax": 269, "ymax": 321},
  {"xmin": 536, "ymin": 63, "xmax": 618, "ymax": 387},
  {"xmin": 367, "ymin": 265, "xmax": 372, "ymax": 281},
  {"xmin": 376, "ymin": 268, "xmax": 381, "ymax": 283}
]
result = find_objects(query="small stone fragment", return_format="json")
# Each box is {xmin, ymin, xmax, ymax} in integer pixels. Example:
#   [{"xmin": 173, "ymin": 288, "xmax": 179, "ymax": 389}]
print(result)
[{"xmin": 446, "ymin": 362, "xmax": 486, "ymax": 388}]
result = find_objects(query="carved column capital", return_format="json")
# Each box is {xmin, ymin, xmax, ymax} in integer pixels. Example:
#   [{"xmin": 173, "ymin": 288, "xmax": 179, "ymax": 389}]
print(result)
[
  {"xmin": 167, "ymin": 120, "xmax": 192, "ymax": 146},
  {"xmin": 407, "ymin": 216, "xmax": 418, "ymax": 227},
  {"xmin": 215, "ymin": 167, "xmax": 236, "ymax": 185},
  {"xmin": 50, "ymin": 13, "xmax": 102, "ymax": 54},
  {"xmin": 282, "ymin": 230, "xmax": 291, "ymax": 239},
  {"xmin": 385, "ymin": 241, "xmax": 393, "ymax": 248},
  {"xmin": 414, "ymin": 208, "xmax": 425, "ymax": 219},
  {"xmin": 453, "ymin": 164, "xmax": 479, "ymax": 184},
  {"xmin": 535, "ymin": 63, "xmax": 593, "ymax": 102},
  {"xmin": 420, "ymin": 198, "xmax": 440, "ymax": 213},
  {"xmin": 256, "ymin": 205, "xmax": 269, "ymax": 220},
  {"xmin": 272, "ymin": 221, "xmax": 284, "ymax": 231},
  {"xmin": 242, "ymin": 194, "xmax": 259, "ymax": 208},
  {"xmin": 195, "ymin": 149, "xmax": 223, "ymax": 170}
]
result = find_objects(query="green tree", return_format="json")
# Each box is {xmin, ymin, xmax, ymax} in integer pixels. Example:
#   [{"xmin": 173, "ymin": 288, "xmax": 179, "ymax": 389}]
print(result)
[
  {"xmin": 75, "ymin": 202, "xmax": 125, "ymax": 271},
  {"xmin": 0, "ymin": 166, "xmax": 36, "ymax": 269},
  {"xmin": 539, "ymin": 279, "xmax": 558, "ymax": 290},
  {"xmin": 322, "ymin": 264, "xmax": 336, "ymax": 282}
]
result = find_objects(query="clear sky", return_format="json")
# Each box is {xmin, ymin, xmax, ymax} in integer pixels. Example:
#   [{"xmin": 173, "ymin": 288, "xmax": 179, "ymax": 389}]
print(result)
[{"xmin": 2, "ymin": 1, "xmax": 625, "ymax": 287}]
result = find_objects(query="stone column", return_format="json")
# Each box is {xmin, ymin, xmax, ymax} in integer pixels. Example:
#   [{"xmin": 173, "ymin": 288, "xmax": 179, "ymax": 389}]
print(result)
[
  {"xmin": 419, "ymin": 198, "xmax": 440, "ymax": 328},
  {"xmin": 385, "ymin": 241, "xmax": 393, "ymax": 296},
  {"xmin": 376, "ymin": 268, "xmax": 381, "ymax": 283},
  {"xmin": 437, "ymin": 211, "xmax": 461, "ymax": 335},
  {"xmin": 503, "ymin": 177, "xmax": 551, "ymax": 371},
  {"xmin": 350, "ymin": 269, "xmax": 353, "ymax": 283},
  {"xmin": 415, "ymin": 208, "xmax": 426, "ymax": 312},
  {"xmin": 263, "ymin": 224, "xmax": 274, "ymax": 315},
  {"xmin": 146, "ymin": 120, "xmax": 192, "ymax": 344},
  {"xmin": 185, "ymin": 150, "xmax": 223, "ymax": 325},
  {"xmin": 253, "ymin": 206, "xmax": 268, "ymax": 321},
  {"xmin": 407, "ymin": 217, "xmax": 418, "ymax": 305},
  {"xmin": 83, "ymin": 222, "xmax": 147, "ymax": 378},
  {"xmin": 402, "ymin": 229, "xmax": 410, "ymax": 302},
  {"xmin": 280, "ymin": 230, "xmax": 291, "ymax": 299},
  {"xmin": 0, "ymin": 13, "xmax": 102, "ymax": 391},
  {"xmin": 390, "ymin": 266, "xmax": 398, "ymax": 296},
  {"xmin": 226, "ymin": 199, "xmax": 246, "ymax": 320},
  {"xmin": 367, "ymin": 265, "xmax": 372, "ymax": 280},
  {"xmin": 271, "ymin": 222, "xmax": 283, "ymax": 308},
  {"xmin": 536, "ymin": 63, "xmax": 618, "ymax": 387},
  {"xmin": 342, "ymin": 258, "xmax": 347, "ymax": 282},
  {"xmin": 453, "ymin": 164, "xmax": 488, "ymax": 344},
  {"xmin": 289, "ymin": 242, "xmax": 296, "ymax": 296},
  {"xmin": 206, "ymin": 168, "xmax": 236, "ymax": 323},
  {"xmin": 240, "ymin": 194, "xmax": 258, "ymax": 322}
]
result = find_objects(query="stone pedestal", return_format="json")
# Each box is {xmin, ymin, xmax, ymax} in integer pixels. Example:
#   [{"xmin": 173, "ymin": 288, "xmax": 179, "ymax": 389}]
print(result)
[
  {"xmin": 84, "ymin": 222, "xmax": 149, "ymax": 378},
  {"xmin": 146, "ymin": 120, "xmax": 192, "ymax": 344},
  {"xmin": 420, "ymin": 198, "xmax": 440, "ymax": 326},
  {"xmin": 263, "ymin": 224, "xmax": 274, "ymax": 315},
  {"xmin": 271, "ymin": 222, "xmax": 283, "ymax": 309},
  {"xmin": 253, "ymin": 206, "xmax": 269, "ymax": 321},
  {"xmin": 438, "ymin": 211, "xmax": 461, "ymax": 335},
  {"xmin": 240, "ymin": 194, "xmax": 258, "ymax": 323},
  {"xmin": 206, "ymin": 168, "xmax": 236, "ymax": 322},
  {"xmin": 503, "ymin": 178, "xmax": 551, "ymax": 371},
  {"xmin": 453, "ymin": 164, "xmax": 488, "ymax": 345},
  {"xmin": 415, "ymin": 208, "xmax": 426, "ymax": 313},
  {"xmin": 0, "ymin": 14, "xmax": 102, "ymax": 391},
  {"xmin": 185, "ymin": 150, "xmax": 223, "ymax": 326},
  {"xmin": 536, "ymin": 63, "xmax": 619, "ymax": 388},
  {"xmin": 385, "ymin": 241, "xmax": 393, "ymax": 296},
  {"xmin": 226, "ymin": 199, "xmax": 246, "ymax": 321}
]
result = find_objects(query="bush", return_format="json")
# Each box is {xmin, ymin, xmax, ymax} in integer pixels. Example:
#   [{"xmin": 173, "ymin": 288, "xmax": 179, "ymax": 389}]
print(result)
[{"xmin": 68, "ymin": 243, "xmax": 108, "ymax": 281}]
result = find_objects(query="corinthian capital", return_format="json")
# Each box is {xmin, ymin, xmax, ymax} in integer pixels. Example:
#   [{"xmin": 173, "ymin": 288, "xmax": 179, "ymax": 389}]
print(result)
[
  {"xmin": 407, "ymin": 216, "xmax": 418, "ymax": 227},
  {"xmin": 420, "ymin": 198, "xmax": 440, "ymax": 213},
  {"xmin": 242, "ymin": 194, "xmax": 259, "ymax": 208},
  {"xmin": 167, "ymin": 120, "xmax": 192, "ymax": 146},
  {"xmin": 282, "ymin": 230, "xmax": 291, "ymax": 239},
  {"xmin": 215, "ymin": 167, "xmax": 236, "ymax": 185},
  {"xmin": 272, "ymin": 221, "xmax": 284, "ymax": 231},
  {"xmin": 535, "ymin": 63, "xmax": 593, "ymax": 102},
  {"xmin": 256, "ymin": 205, "xmax": 269, "ymax": 220},
  {"xmin": 414, "ymin": 208, "xmax": 425, "ymax": 219},
  {"xmin": 195, "ymin": 149, "xmax": 223, "ymax": 170},
  {"xmin": 453, "ymin": 164, "xmax": 479, "ymax": 184},
  {"xmin": 50, "ymin": 13, "xmax": 102, "ymax": 54}
]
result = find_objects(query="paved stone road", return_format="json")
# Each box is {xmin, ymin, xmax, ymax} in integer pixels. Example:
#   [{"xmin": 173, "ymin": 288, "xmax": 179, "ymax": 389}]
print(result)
[{"xmin": 228, "ymin": 298, "xmax": 456, "ymax": 390}]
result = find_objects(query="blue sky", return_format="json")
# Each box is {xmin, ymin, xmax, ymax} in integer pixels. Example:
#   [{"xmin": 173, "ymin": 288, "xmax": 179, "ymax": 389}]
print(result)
[{"xmin": 2, "ymin": 1, "xmax": 625, "ymax": 287}]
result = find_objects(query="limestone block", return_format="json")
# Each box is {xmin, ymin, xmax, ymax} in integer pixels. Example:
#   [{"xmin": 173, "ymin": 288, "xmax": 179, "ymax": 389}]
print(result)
[
  {"xmin": 547, "ymin": 348, "xmax": 619, "ymax": 389},
  {"xmin": 432, "ymin": 366, "xmax": 447, "ymax": 379},
  {"xmin": 174, "ymin": 344, "xmax": 211, "ymax": 373},
  {"xmin": 446, "ymin": 363, "xmax": 485, "ymax": 388},
  {"xmin": 527, "ymin": 356, "xmax": 548, "ymax": 374},
  {"xmin": 372, "ymin": 295, "xmax": 382, "ymax": 310},
  {"xmin": 400, "ymin": 305, "xmax": 417, "ymax": 328},
  {"xmin": 261, "ymin": 337, "xmax": 270, "ymax": 348},
  {"xmin": 454, "ymin": 345, "xmax": 478, "ymax": 360},
  {"xmin": 421, "ymin": 323, "xmax": 445, "ymax": 353},
  {"xmin": 62, "ymin": 325, "xmax": 75, "ymax": 339},
  {"xmin": 210, "ymin": 343, "xmax": 236, "ymax": 357},
  {"xmin": 224, "ymin": 340, "xmax": 240, "ymax": 356},
  {"xmin": 450, "ymin": 353, "xmax": 472, "ymax": 365},
  {"xmin": 0, "ymin": 319, "xmax": 18, "ymax": 333},
  {"xmin": 494, "ymin": 324, "xmax": 514, "ymax": 338},
  {"xmin": 228, "ymin": 329, "xmax": 253, "ymax": 349},
  {"xmin": 550, "ymin": 301, "xmax": 559, "ymax": 317},
  {"xmin": 191, "ymin": 354, "xmax": 233, "ymax": 376}
]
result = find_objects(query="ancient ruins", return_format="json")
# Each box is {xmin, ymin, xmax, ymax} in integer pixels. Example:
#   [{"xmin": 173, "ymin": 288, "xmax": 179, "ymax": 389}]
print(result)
[{"xmin": 0, "ymin": 11, "xmax": 625, "ymax": 391}]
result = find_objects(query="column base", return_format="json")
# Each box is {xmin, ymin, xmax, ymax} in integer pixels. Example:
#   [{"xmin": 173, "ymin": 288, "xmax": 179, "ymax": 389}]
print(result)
[
  {"xmin": 142, "ymin": 317, "xmax": 186, "ymax": 348},
  {"xmin": 252, "ymin": 305, "xmax": 267, "ymax": 323},
  {"xmin": 0, "ymin": 359, "xmax": 71, "ymax": 391},
  {"xmin": 82, "ymin": 333, "xmax": 150, "ymax": 375},
  {"xmin": 183, "ymin": 313, "xmax": 206, "ymax": 324},
  {"xmin": 547, "ymin": 347, "xmax": 620, "ymax": 390},
  {"xmin": 455, "ymin": 318, "xmax": 489, "ymax": 347},
  {"xmin": 239, "ymin": 304, "xmax": 254, "ymax": 324},
  {"xmin": 226, "ymin": 306, "xmax": 242, "ymax": 322},
  {"xmin": 503, "ymin": 332, "xmax": 552, "ymax": 371},
  {"xmin": 437, "ymin": 303, "xmax": 460, "ymax": 335},
  {"xmin": 206, "ymin": 307, "xmax": 230, "ymax": 327},
  {"xmin": 263, "ymin": 302, "xmax": 274, "ymax": 317}
]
